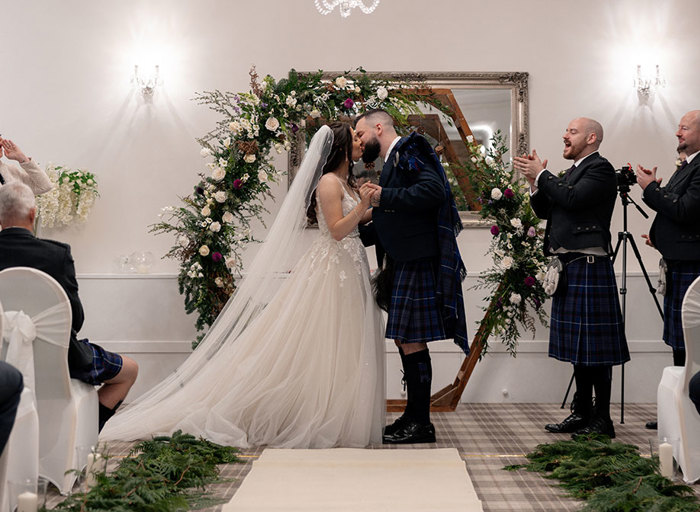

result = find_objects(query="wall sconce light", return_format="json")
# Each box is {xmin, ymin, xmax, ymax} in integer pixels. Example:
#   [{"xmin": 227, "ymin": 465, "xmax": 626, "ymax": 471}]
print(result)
[
  {"xmin": 133, "ymin": 65, "xmax": 161, "ymax": 99},
  {"xmin": 634, "ymin": 64, "xmax": 665, "ymax": 98}
]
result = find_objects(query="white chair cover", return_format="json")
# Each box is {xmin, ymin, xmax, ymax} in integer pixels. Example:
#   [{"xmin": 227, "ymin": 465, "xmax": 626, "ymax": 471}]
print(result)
[
  {"xmin": 658, "ymin": 275, "xmax": 700, "ymax": 483},
  {"xmin": 0, "ymin": 268, "xmax": 98, "ymax": 495},
  {"xmin": 0, "ymin": 307, "xmax": 40, "ymax": 512}
]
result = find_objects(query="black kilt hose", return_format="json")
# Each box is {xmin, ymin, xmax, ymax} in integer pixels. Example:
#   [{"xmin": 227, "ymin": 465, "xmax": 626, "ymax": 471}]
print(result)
[
  {"xmin": 663, "ymin": 260, "xmax": 700, "ymax": 351},
  {"xmin": 386, "ymin": 258, "xmax": 446, "ymax": 344},
  {"xmin": 549, "ymin": 256, "xmax": 630, "ymax": 366}
]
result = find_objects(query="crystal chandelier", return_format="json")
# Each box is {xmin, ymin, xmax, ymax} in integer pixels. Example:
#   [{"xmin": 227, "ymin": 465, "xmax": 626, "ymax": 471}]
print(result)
[{"xmin": 314, "ymin": 0, "xmax": 380, "ymax": 17}]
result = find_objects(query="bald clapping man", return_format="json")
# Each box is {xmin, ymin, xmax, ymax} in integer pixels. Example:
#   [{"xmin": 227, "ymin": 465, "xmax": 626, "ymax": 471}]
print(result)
[
  {"xmin": 636, "ymin": 110, "xmax": 700, "ymax": 428},
  {"xmin": 513, "ymin": 117, "xmax": 629, "ymax": 438}
]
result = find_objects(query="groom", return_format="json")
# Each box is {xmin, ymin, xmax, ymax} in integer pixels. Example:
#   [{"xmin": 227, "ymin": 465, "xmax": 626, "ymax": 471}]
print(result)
[{"xmin": 355, "ymin": 109, "xmax": 468, "ymax": 444}]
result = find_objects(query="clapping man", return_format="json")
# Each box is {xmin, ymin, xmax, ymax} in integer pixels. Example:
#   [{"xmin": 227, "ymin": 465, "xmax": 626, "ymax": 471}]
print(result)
[
  {"xmin": 636, "ymin": 110, "xmax": 700, "ymax": 429},
  {"xmin": 514, "ymin": 117, "xmax": 629, "ymax": 438}
]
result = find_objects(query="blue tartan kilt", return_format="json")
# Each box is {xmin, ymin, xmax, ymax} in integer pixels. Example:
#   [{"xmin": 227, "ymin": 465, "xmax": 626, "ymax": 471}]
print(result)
[
  {"xmin": 663, "ymin": 260, "xmax": 700, "ymax": 350},
  {"xmin": 386, "ymin": 258, "xmax": 446, "ymax": 344},
  {"xmin": 549, "ymin": 257, "xmax": 630, "ymax": 366},
  {"xmin": 70, "ymin": 338, "xmax": 123, "ymax": 386}
]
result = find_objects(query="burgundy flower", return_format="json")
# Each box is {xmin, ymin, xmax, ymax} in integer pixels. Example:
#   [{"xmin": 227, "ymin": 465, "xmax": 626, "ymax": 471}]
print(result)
[
  {"xmin": 343, "ymin": 98, "xmax": 355, "ymax": 109},
  {"xmin": 290, "ymin": 123, "xmax": 299, "ymax": 134},
  {"xmin": 524, "ymin": 276, "xmax": 536, "ymax": 287},
  {"xmin": 504, "ymin": 188, "xmax": 514, "ymax": 199},
  {"xmin": 233, "ymin": 179, "xmax": 243, "ymax": 189},
  {"xmin": 490, "ymin": 225, "xmax": 500, "ymax": 236},
  {"xmin": 195, "ymin": 186, "xmax": 205, "ymax": 195},
  {"xmin": 212, "ymin": 252, "xmax": 223, "ymax": 263}
]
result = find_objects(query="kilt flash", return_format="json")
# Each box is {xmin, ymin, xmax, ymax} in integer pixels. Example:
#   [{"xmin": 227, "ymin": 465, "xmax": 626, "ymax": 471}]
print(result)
[
  {"xmin": 663, "ymin": 260, "xmax": 700, "ymax": 351},
  {"xmin": 549, "ymin": 257, "xmax": 629, "ymax": 366},
  {"xmin": 386, "ymin": 259, "xmax": 446, "ymax": 344}
]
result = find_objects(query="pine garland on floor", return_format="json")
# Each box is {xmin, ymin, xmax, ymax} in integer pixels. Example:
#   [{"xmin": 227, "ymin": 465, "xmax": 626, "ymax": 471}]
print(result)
[
  {"xmin": 50, "ymin": 430, "xmax": 241, "ymax": 512},
  {"xmin": 505, "ymin": 435, "xmax": 700, "ymax": 511}
]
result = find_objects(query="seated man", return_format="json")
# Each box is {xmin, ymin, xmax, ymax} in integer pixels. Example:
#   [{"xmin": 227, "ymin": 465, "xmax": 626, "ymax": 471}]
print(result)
[
  {"xmin": 0, "ymin": 362, "xmax": 23, "ymax": 454},
  {"xmin": 0, "ymin": 182, "xmax": 138, "ymax": 430}
]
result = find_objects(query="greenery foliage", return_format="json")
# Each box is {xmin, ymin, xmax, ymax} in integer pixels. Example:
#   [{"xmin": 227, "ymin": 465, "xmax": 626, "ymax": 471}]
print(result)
[
  {"xmin": 506, "ymin": 436, "xmax": 700, "ymax": 511},
  {"xmin": 466, "ymin": 132, "xmax": 549, "ymax": 355},
  {"xmin": 51, "ymin": 430, "xmax": 240, "ymax": 512}
]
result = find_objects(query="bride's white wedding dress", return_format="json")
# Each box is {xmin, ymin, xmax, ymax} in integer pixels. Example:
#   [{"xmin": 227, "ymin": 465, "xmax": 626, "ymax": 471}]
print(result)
[{"xmin": 101, "ymin": 136, "xmax": 385, "ymax": 447}]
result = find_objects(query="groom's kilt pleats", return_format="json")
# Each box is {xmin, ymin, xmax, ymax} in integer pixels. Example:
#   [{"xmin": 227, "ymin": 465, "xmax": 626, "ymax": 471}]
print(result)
[
  {"xmin": 663, "ymin": 260, "xmax": 700, "ymax": 350},
  {"xmin": 549, "ymin": 257, "xmax": 630, "ymax": 366},
  {"xmin": 386, "ymin": 258, "xmax": 446, "ymax": 344}
]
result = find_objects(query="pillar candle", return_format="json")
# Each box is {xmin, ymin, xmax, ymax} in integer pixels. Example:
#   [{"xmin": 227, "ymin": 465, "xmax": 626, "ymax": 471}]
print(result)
[
  {"xmin": 17, "ymin": 492, "xmax": 37, "ymax": 512},
  {"xmin": 659, "ymin": 441, "xmax": 673, "ymax": 478},
  {"xmin": 86, "ymin": 452, "xmax": 103, "ymax": 488}
]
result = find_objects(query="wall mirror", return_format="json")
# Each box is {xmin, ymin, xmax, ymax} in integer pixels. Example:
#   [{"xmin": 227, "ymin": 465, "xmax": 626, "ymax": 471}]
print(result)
[{"xmin": 289, "ymin": 71, "xmax": 529, "ymax": 227}]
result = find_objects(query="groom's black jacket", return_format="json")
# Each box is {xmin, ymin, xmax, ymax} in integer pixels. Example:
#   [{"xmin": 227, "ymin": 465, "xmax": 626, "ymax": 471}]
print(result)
[
  {"xmin": 0, "ymin": 227, "xmax": 90, "ymax": 373},
  {"xmin": 369, "ymin": 134, "xmax": 446, "ymax": 262}
]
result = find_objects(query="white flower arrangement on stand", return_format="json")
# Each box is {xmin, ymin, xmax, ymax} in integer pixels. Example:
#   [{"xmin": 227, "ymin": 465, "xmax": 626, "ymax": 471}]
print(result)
[{"xmin": 36, "ymin": 164, "xmax": 99, "ymax": 228}]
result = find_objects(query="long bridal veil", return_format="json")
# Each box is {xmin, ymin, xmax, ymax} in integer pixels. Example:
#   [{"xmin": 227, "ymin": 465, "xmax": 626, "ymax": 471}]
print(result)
[{"xmin": 101, "ymin": 126, "xmax": 334, "ymax": 441}]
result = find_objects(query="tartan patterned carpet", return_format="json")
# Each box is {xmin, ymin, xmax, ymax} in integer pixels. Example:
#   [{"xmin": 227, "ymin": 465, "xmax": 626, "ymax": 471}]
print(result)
[{"xmin": 47, "ymin": 403, "xmax": 698, "ymax": 511}]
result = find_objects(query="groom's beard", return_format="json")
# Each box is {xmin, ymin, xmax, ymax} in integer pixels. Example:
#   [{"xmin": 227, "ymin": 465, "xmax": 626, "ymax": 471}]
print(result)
[{"xmin": 361, "ymin": 137, "xmax": 381, "ymax": 164}]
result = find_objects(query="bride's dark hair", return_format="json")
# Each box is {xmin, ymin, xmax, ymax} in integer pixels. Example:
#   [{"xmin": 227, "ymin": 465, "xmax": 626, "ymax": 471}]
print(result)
[{"xmin": 306, "ymin": 121, "xmax": 356, "ymax": 224}]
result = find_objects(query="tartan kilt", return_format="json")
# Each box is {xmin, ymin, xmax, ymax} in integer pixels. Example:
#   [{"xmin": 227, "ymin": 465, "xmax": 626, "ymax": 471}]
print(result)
[
  {"xmin": 663, "ymin": 260, "xmax": 700, "ymax": 350},
  {"xmin": 386, "ymin": 258, "xmax": 446, "ymax": 344},
  {"xmin": 70, "ymin": 338, "xmax": 123, "ymax": 386},
  {"xmin": 549, "ymin": 257, "xmax": 629, "ymax": 365}
]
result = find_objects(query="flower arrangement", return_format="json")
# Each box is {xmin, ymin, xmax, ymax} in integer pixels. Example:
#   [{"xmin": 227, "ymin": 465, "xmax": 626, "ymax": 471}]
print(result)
[
  {"xmin": 468, "ymin": 131, "xmax": 549, "ymax": 355},
  {"xmin": 36, "ymin": 164, "xmax": 99, "ymax": 228},
  {"xmin": 153, "ymin": 67, "xmax": 441, "ymax": 346}
]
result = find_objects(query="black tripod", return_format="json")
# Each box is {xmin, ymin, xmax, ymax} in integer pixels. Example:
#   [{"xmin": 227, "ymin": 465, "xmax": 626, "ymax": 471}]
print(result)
[{"xmin": 561, "ymin": 171, "xmax": 664, "ymax": 423}]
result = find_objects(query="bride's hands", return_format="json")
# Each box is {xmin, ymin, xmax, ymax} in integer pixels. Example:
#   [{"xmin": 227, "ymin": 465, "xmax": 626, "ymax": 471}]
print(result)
[{"xmin": 359, "ymin": 182, "xmax": 375, "ymax": 209}]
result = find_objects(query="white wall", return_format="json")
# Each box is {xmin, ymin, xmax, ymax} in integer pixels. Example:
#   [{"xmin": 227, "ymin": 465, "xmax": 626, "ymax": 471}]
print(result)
[{"xmin": 3, "ymin": 0, "xmax": 697, "ymax": 401}]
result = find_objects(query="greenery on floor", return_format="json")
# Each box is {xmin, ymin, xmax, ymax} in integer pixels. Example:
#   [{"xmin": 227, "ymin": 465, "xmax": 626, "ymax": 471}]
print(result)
[
  {"xmin": 505, "ymin": 435, "xmax": 700, "ymax": 511},
  {"xmin": 50, "ymin": 430, "xmax": 241, "ymax": 512}
]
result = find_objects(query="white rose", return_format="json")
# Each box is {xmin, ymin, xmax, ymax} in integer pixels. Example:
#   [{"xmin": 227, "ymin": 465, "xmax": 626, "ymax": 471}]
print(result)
[
  {"xmin": 212, "ymin": 167, "xmax": 226, "ymax": 181},
  {"xmin": 178, "ymin": 235, "xmax": 189, "ymax": 247},
  {"xmin": 229, "ymin": 121, "xmax": 241, "ymax": 134},
  {"xmin": 200, "ymin": 148, "xmax": 211, "ymax": 158},
  {"xmin": 265, "ymin": 117, "xmax": 280, "ymax": 131},
  {"xmin": 510, "ymin": 218, "xmax": 522, "ymax": 229},
  {"xmin": 244, "ymin": 154, "xmax": 256, "ymax": 163},
  {"xmin": 510, "ymin": 293, "xmax": 522, "ymax": 305},
  {"xmin": 502, "ymin": 256, "xmax": 513, "ymax": 269},
  {"xmin": 335, "ymin": 76, "xmax": 347, "ymax": 88},
  {"xmin": 225, "ymin": 255, "xmax": 236, "ymax": 269},
  {"xmin": 491, "ymin": 188, "xmax": 503, "ymax": 200},
  {"xmin": 215, "ymin": 277, "xmax": 224, "ymax": 288},
  {"xmin": 215, "ymin": 191, "xmax": 227, "ymax": 203},
  {"xmin": 209, "ymin": 221, "xmax": 221, "ymax": 232},
  {"xmin": 201, "ymin": 206, "xmax": 211, "ymax": 216},
  {"xmin": 258, "ymin": 170, "xmax": 268, "ymax": 182},
  {"xmin": 222, "ymin": 211, "xmax": 234, "ymax": 223},
  {"xmin": 310, "ymin": 109, "xmax": 321, "ymax": 119},
  {"xmin": 376, "ymin": 86, "xmax": 388, "ymax": 100},
  {"xmin": 199, "ymin": 245, "xmax": 210, "ymax": 256}
]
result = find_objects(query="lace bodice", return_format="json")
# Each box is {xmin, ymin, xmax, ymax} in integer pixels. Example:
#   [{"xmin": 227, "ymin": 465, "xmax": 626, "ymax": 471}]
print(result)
[{"xmin": 309, "ymin": 178, "xmax": 367, "ymax": 283}]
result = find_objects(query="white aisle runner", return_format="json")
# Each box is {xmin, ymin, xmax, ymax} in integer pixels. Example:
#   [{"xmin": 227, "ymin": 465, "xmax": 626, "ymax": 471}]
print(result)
[{"xmin": 223, "ymin": 447, "xmax": 483, "ymax": 512}]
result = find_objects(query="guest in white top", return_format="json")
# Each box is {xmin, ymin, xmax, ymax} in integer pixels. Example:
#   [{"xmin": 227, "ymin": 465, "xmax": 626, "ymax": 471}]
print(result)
[{"xmin": 0, "ymin": 136, "xmax": 52, "ymax": 194}]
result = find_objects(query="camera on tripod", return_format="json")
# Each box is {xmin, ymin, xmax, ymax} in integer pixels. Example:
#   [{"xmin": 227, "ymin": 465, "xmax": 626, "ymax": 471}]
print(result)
[{"xmin": 615, "ymin": 165, "xmax": 636, "ymax": 193}]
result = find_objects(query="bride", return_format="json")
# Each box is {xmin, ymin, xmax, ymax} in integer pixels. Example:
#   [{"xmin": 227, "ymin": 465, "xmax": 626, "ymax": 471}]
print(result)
[{"xmin": 101, "ymin": 123, "xmax": 386, "ymax": 448}]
